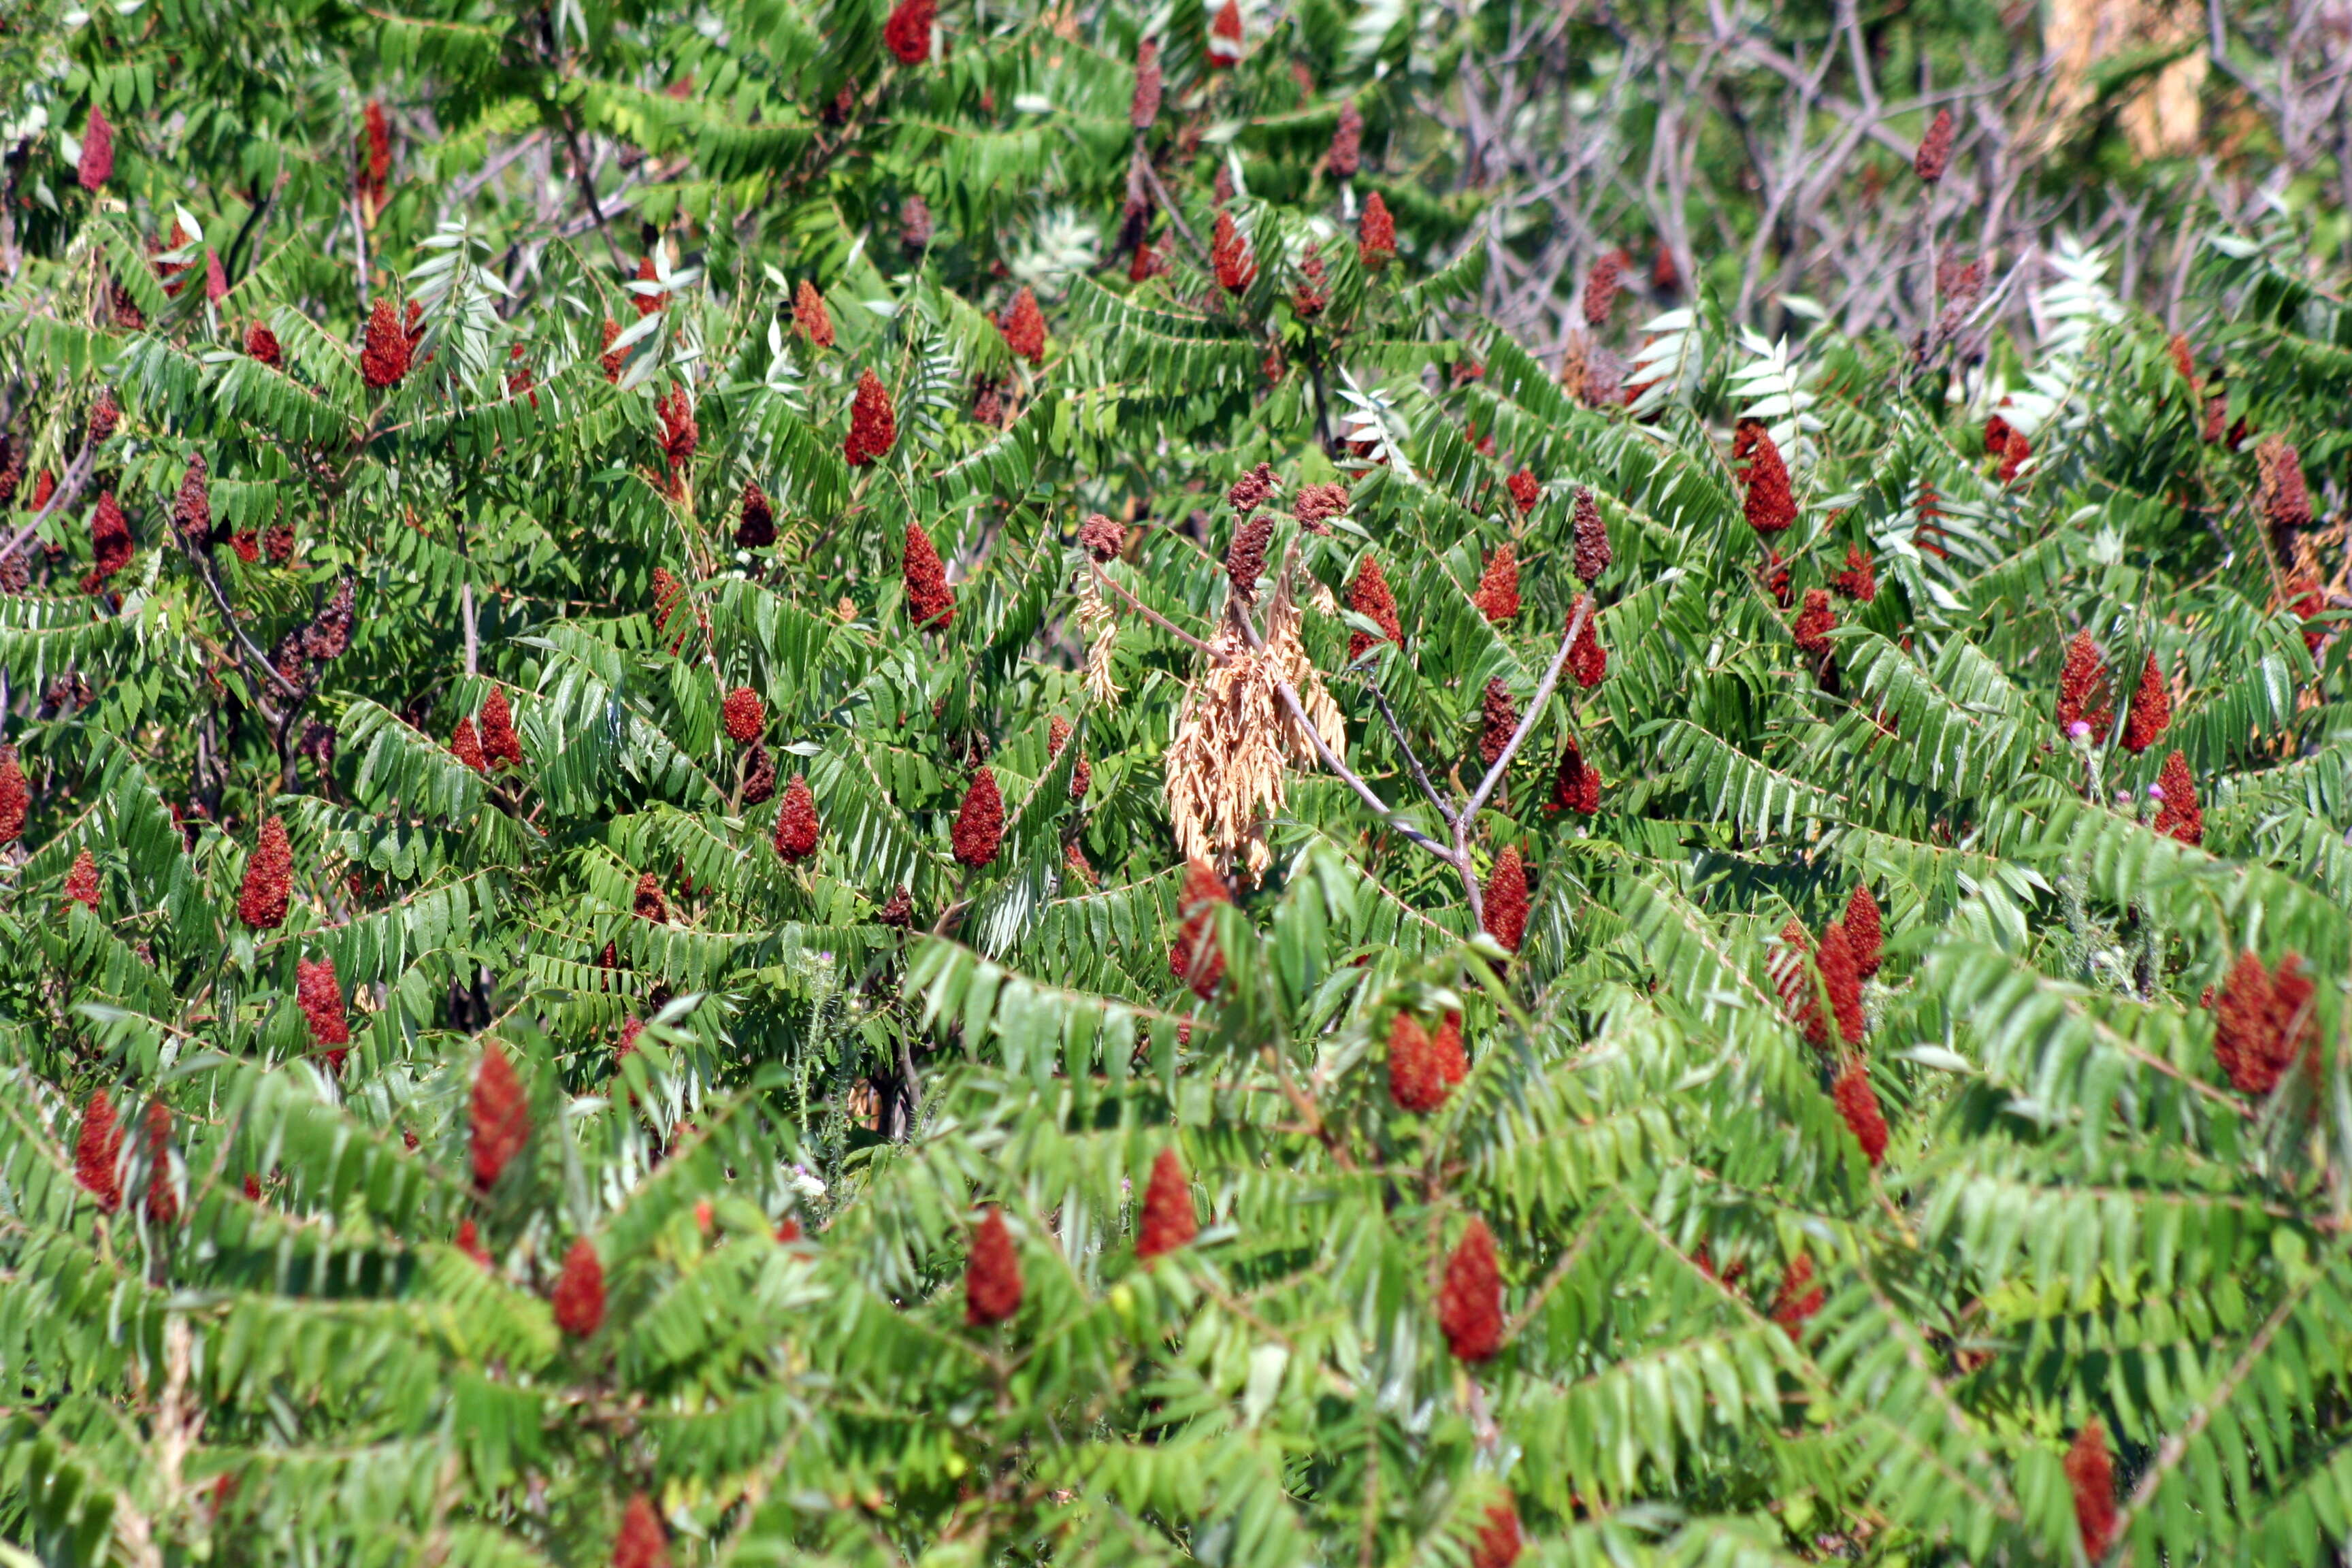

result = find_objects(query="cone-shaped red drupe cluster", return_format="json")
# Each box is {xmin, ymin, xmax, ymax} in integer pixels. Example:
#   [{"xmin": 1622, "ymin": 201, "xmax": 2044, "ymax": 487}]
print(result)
[
  {"xmin": 1831, "ymin": 544, "xmax": 1876, "ymax": 602},
  {"xmin": 1913, "ymin": 108, "xmax": 1953, "ymax": 182},
  {"xmin": 1388, "ymin": 1011, "xmax": 1448, "ymax": 1113},
  {"xmin": 1048, "ymin": 716, "xmax": 1090, "ymax": 798},
  {"xmin": 1582, "ymin": 248, "xmax": 1627, "ymax": 327},
  {"xmin": 737, "ymin": 480, "xmax": 777, "ymax": 548},
  {"xmin": 2211, "ymin": 950, "xmax": 2319, "ymax": 1098},
  {"xmin": 1438, "ymin": 1218, "xmax": 1504, "ymax": 1361},
  {"xmin": 84, "ymin": 491, "xmax": 133, "ymax": 594},
  {"xmin": 144, "ymin": 1101, "xmax": 178, "ymax": 1225},
  {"xmin": 451, "ymin": 717, "xmax": 489, "ymax": 775},
  {"xmin": 246, "ymin": 321, "xmax": 283, "ymax": 367},
  {"xmin": 1472, "ymin": 544, "xmax": 1519, "ymax": 623},
  {"xmin": 1546, "ymin": 738, "xmax": 1601, "ymax": 817},
  {"xmin": 1211, "ymin": 211, "xmax": 1255, "ymax": 295},
  {"xmin": 1471, "ymin": 1499, "xmax": 1523, "ymax": 1568},
  {"xmin": 1433, "ymin": 1010, "xmax": 1469, "ymax": 1088},
  {"xmin": 1738, "ymin": 421, "xmax": 1796, "ymax": 535},
  {"xmin": 238, "ymin": 816, "xmax": 293, "ymax": 930},
  {"xmin": 2056, "ymin": 631, "xmax": 2111, "ymax": 738},
  {"xmin": 1777, "ymin": 919, "xmax": 1826, "ymax": 1047},
  {"xmin": 721, "ymin": 687, "xmax": 765, "ymax": 742},
  {"xmin": 2123, "ymin": 653, "xmax": 2170, "ymax": 753},
  {"xmin": 1130, "ymin": 41, "xmax": 1162, "ymax": 129},
  {"xmin": 551, "ymin": 1237, "xmax": 606, "ymax": 1336},
  {"xmin": 1567, "ymin": 596, "xmax": 1607, "ymax": 689},
  {"xmin": 63, "ymin": 848, "xmax": 99, "ymax": 910},
  {"xmin": 1482, "ymin": 847, "xmax": 1529, "ymax": 953},
  {"xmin": 1358, "ymin": 193, "xmax": 1396, "ymax": 270},
  {"xmin": 361, "ymin": 298, "xmax": 412, "ymax": 389},
  {"xmin": 1226, "ymin": 514, "xmax": 1274, "ymax": 602},
  {"xmin": 78, "ymin": 106, "xmax": 115, "ymax": 191},
  {"xmin": 634, "ymin": 871, "xmax": 670, "ymax": 922},
  {"xmin": 1478, "ymin": 680, "xmax": 1518, "ymax": 768},
  {"xmin": 965, "ymin": 1207, "xmax": 1023, "ymax": 1325},
  {"xmin": 1326, "ymin": 102, "xmax": 1362, "ymax": 178},
  {"xmin": 0, "ymin": 745, "xmax": 26, "ymax": 845},
  {"xmin": 773, "ymin": 775, "xmax": 820, "ymax": 862},
  {"xmin": 1078, "ymin": 513, "xmax": 1125, "ymax": 561},
  {"xmin": 1000, "ymin": 287, "xmax": 1047, "ymax": 363},
  {"xmin": 951, "ymin": 768, "xmax": 1004, "ymax": 868},
  {"xmin": 1346, "ymin": 555, "xmax": 1402, "ymax": 660},
  {"xmin": 2065, "ymin": 1421, "xmax": 2117, "ymax": 1563},
  {"xmin": 470, "ymin": 1041, "xmax": 529, "ymax": 1191},
  {"xmin": 1832, "ymin": 1060, "xmax": 1888, "ymax": 1166},
  {"xmin": 2153, "ymin": 750, "xmax": 2200, "ymax": 845},
  {"xmin": 174, "ymin": 453, "xmax": 211, "ymax": 549},
  {"xmin": 1819, "ymin": 919, "xmax": 1865, "ymax": 1047},
  {"xmin": 1793, "ymin": 589, "xmax": 1836, "ymax": 657},
  {"xmin": 613, "ymin": 1494, "xmax": 669, "ymax": 1568},
  {"xmin": 1294, "ymin": 482, "xmax": 1348, "ymax": 532},
  {"xmin": 480, "ymin": 689, "xmax": 523, "ymax": 769},
  {"xmin": 88, "ymin": 387, "xmax": 120, "ymax": 444},
  {"xmin": 77, "ymin": 1090, "xmax": 124, "ymax": 1211},
  {"xmin": 845, "ymin": 370, "xmax": 897, "ymax": 466},
  {"xmin": 297, "ymin": 956, "xmax": 350, "ymax": 1070},
  {"xmin": 884, "ymin": 0, "xmax": 936, "ymax": 63},
  {"xmin": 1571, "ymin": 487, "xmax": 1610, "ymax": 583},
  {"xmin": 1136, "ymin": 1147, "xmax": 1199, "ymax": 1259},
  {"xmin": 794, "ymin": 279, "xmax": 834, "ymax": 348},
  {"xmin": 1771, "ymin": 1252, "xmax": 1824, "ymax": 1332},
  {"xmin": 1170, "ymin": 860, "xmax": 1230, "ymax": 998},
  {"xmin": 1845, "ymin": 884, "xmax": 1884, "ymax": 977}
]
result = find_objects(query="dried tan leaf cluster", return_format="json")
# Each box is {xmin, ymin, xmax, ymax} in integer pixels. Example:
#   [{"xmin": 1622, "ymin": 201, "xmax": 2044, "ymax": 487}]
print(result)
[
  {"xmin": 1164, "ymin": 559, "xmax": 1340, "ymax": 883},
  {"xmin": 1078, "ymin": 574, "xmax": 1122, "ymax": 705}
]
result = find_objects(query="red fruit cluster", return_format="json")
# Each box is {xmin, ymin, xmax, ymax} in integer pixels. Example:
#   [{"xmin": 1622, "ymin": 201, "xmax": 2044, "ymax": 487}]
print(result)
[
  {"xmin": 1818, "ymin": 920, "xmax": 1865, "ymax": 1045},
  {"xmin": 1845, "ymin": 884, "xmax": 1883, "ymax": 977},
  {"xmin": 795, "ymin": 280, "xmax": 834, "ymax": 348},
  {"xmin": 63, "ymin": 848, "xmax": 99, "ymax": 910},
  {"xmin": 1325, "ymin": 101, "xmax": 1365, "ymax": 179},
  {"xmin": 358, "ymin": 101, "xmax": 392, "ymax": 212},
  {"xmin": 845, "ymin": 370, "xmax": 897, "ymax": 466},
  {"xmin": 298, "ymin": 956, "xmax": 350, "ymax": 1068},
  {"xmin": 1047, "ymin": 716, "xmax": 1090, "ymax": 798},
  {"xmin": 84, "ymin": 491, "xmax": 133, "ymax": 594},
  {"xmin": 1211, "ymin": 211, "xmax": 1256, "ymax": 295},
  {"xmin": 1473, "ymin": 544, "xmax": 1520, "ymax": 623},
  {"xmin": 1986, "ymin": 416, "xmax": 2030, "ymax": 482},
  {"xmin": 1294, "ymin": 482, "xmax": 1349, "ymax": 532},
  {"xmin": 1737, "ymin": 420, "xmax": 1796, "ymax": 534},
  {"xmin": 773, "ymin": 775, "xmax": 820, "ymax": 862},
  {"xmin": 470, "ymin": 1041, "xmax": 529, "ymax": 1191},
  {"xmin": 1346, "ymin": 555, "xmax": 1403, "ymax": 660},
  {"xmin": 965, "ymin": 1207, "xmax": 1023, "ymax": 1325},
  {"xmin": 480, "ymin": 689, "xmax": 524, "ymax": 769},
  {"xmin": 878, "ymin": 885, "xmax": 915, "ymax": 927},
  {"xmin": 632, "ymin": 255, "xmax": 666, "ymax": 317},
  {"xmin": 1582, "ymin": 248, "xmax": 1627, "ymax": 328},
  {"xmin": 1471, "ymin": 1499, "xmax": 1523, "ymax": 1568},
  {"xmin": 599, "ymin": 318, "xmax": 625, "ymax": 382},
  {"xmin": 361, "ymin": 298, "xmax": 413, "ymax": 389},
  {"xmin": 89, "ymin": 387, "xmax": 120, "ymax": 443},
  {"xmin": 1386, "ymin": 1013, "xmax": 1435, "ymax": 1112},
  {"xmin": 736, "ymin": 480, "xmax": 777, "ymax": 549},
  {"xmin": 1913, "ymin": 108, "xmax": 1954, "ymax": 182},
  {"xmin": 1078, "ymin": 512, "xmax": 1126, "ymax": 564},
  {"xmin": 2122, "ymin": 653, "xmax": 2170, "ymax": 753},
  {"xmin": 1000, "ymin": 287, "xmax": 1047, "ymax": 363},
  {"xmin": 1793, "ymin": 588, "xmax": 1836, "ymax": 657},
  {"xmin": 1227, "ymin": 462, "xmax": 1279, "ymax": 514},
  {"xmin": 174, "ymin": 454, "xmax": 211, "ymax": 549},
  {"xmin": 548, "ymin": 1237, "xmax": 605, "ymax": 1337},
  {"xmin": 1438, "ymin": 1218, "xmax": 1504, "ymax": 1362},
  {"xmin": 1226, "ymin": 513, "xmax": 1274, "ymax": 602},
  {"xmin": 1567, "ymin": 596, "xmax": 1607, "ymax": 689},
  {"xmin": 238, "ymin": 816, "xmax": 293, "ymax": 930},
  {"xmin": 2153, "ymin": 749, "xmax": 2200, "ymax": 845},
  {"xmin": 896, "ymin": 524, "xmax": 956, "ymax": 636},
  {"xmin": 1136, "ymin": 1147, "xmax": 1199, "ymax": 1259},
  {"xmin": 1505, "ymin": 469, "xmax": 1540, "ymax": 512},
  {"xmin": 634, "ymin": 871, "xmax": 670, "ymax": 922},
  {"xmin": 1830, "ymin": 544, "xmax": 1876, "ymax": 602},
  {"xmin": 655, "ymin": 384, "xmax": 697, "ymax": 485},
  {"xmin": 2255, "ymin": 437, "xmax": 2313, "ymax": 545},
  {"xmin": 144, "ymin": 1101, "xmax": 178, "ymax": 1225},
  {"xmin": 1358, "ymin": 192, "xmax": 1396, "ymax": 270},
  {"xmin": 721, "ymin": 687, "xmax": 765, "ymax": 742},
  {"xmin": 1546, "ymin": 738, "xmax": 1601, "ymax": 816},
  {"xmin": 1290, "ymin": 249, "xmax": 1329, "ymax": 318},
  {"xmin": 1208, "ymin": 0, "xmax": 1243, "ymax": 61},
  {"xmin": 615, "ymin": 1494, "xmax": 669, "ymax": 1568},
  {"xmin": 884, "ymin": 0, "xmax": 936, "ymax": 63},
  {"xmin": 1482, "ymin": 847, "xmax": 1529, "ymax": 953},
  {"xmin": 79, "ymin": 105, "xmax": 115, "ymax": 191},
  {"xmin": 1478, "ymin": 679, "xmax": 1518, "ymax": 768},
  {"xmin": 1777, "ymin": 920, "xmax": 1826, "ymax": 1046},
  {"xmin": 0, "ymin": 745, "xmax": 26, "ymax": 845},
  {"xmin": 1832, "ymin": 1060, "xmax": 1888, "ymax": 1166},
  {"xmin": 246, "ymin": 321, "xmax": 284, "ymax": 368},
  {"xmin": 1130, "ymin": 40, "xmax": 1162, "ymax": 129},
  {"xmin": 2065, "ymin": 1421, "xmax": 2117, "ymax": 1562},
  {"xmin": 1571, "ymin": 487, "xmax": 1610, "ymax": 583},
  {"xmin": 1770, "ymin": 1252, "xmax": 1825, "ymax": 1331},
  {"xmin": 2056, "ymin": 631, "xmax": 2112, "ymax": 738},
  {"xmin": 2211, "ymin": 949, "xmax": 2319, "ymax": 1098},
  {"xmin": 952, "ymin": 768, "xmax": 1004, "ymax": 868},
  {"xmin": 451, "ymin": 717, "xmax": 489, "ymax": 775},
  {"xmin": 76, "ymin": 1090, "xmax": 124, "ymax": 1211},
  {"xmin": 1169, "ymin": 860, "xmax": 1230, "ymax": 998}
]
